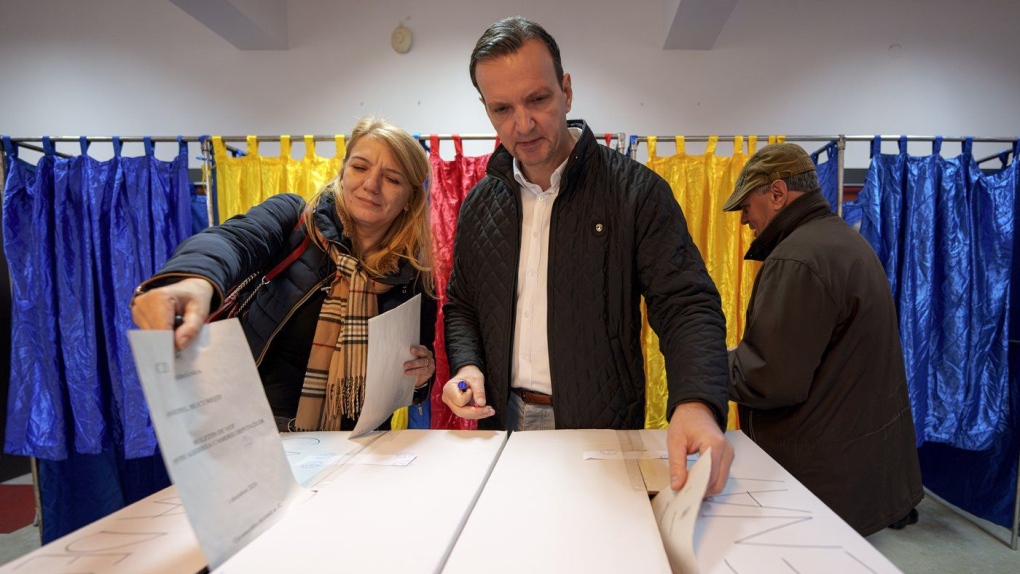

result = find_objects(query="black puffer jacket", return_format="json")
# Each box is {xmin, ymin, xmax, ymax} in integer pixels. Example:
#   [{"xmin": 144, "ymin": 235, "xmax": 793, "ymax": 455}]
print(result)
[
  {"xmin": 147, "ymin": 193, "xmax": 437, "ymax": 420},
  {"xmin": 444, "ymin": 121, "xmax": 729, "ymax": 430}
]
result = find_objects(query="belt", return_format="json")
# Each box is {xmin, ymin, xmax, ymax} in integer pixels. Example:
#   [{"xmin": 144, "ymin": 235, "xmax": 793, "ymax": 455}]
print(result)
[{"xmin": 511, "ymin": 387, "xmax": 553, "ymax": 406}]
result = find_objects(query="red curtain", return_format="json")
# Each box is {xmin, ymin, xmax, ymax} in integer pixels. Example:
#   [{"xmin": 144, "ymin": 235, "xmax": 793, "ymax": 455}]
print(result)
[{"xmin": 428, "ymin": 135, "xmax": 491, "ymax": 430}]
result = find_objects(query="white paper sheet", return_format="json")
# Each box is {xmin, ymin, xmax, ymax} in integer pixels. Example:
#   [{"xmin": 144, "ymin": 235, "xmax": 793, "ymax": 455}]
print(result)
[
  {"xmin": 128, "ymin": 319, "xmax": 301, "ymax": 569},
  {"xmin": 638, "ymin": 430, "xmax": 903, "ymax": 574},
  {"xmin": 350, "ymin": 294, "xmax": 421, "ymax": 438},
  {"xmin": 583, "ymin": 449, "xmax": 699, "ymax": 461},
  {"xmin": 652, "ymin": 447, "xmax": 713, "ymax": 574}
]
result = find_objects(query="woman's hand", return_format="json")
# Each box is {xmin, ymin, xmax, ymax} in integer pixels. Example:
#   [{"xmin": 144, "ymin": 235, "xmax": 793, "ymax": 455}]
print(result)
[
  {"xmin": 404, "ymin": 345, "xmax": 435, "ymax": 389},
  {"xmin": 131, "ymin": 277, "xmax": 215, "ymax": 350}
]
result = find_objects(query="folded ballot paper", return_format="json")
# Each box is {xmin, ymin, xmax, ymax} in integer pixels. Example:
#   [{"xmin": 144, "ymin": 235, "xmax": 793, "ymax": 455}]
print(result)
[
  {"xmin": 651, "ymin": 448, "xmax": 713, "ymax": 574},
  {"xmin": 128, "ymin": 319, "xmax": 303, "ymax": 569}
]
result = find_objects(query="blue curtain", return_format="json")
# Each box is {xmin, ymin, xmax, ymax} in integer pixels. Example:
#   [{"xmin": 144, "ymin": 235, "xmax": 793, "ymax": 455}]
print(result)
[
  {"xmin": 190, "ymin": 182, "xmax": 209, "ymax": 233},
  {"xmin": 812, "ymin": 141, "xmax": 839, "ymax": 213},
  {"xmin": 811, "ymin": 141, "xmax": 864, "ymax": 227},
  {"xmin": 2, "ymin": 136, "xmax": 191, "ymax": 541},
  {"xmin": 858, "ymin": 135, "xmax": 1019, "ymax": 527}
]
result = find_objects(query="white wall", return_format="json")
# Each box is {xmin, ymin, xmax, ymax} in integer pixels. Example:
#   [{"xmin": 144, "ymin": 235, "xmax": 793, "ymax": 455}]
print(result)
[{"xmin": 1, "ymin": 0, "xmax": 1018, "ymax": 166}]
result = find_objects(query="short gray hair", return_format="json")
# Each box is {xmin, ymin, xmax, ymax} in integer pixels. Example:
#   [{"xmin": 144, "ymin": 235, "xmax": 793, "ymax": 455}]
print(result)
[{"xmin": 781, "ymin": 170, "xmax": 820, "ymax": 193}]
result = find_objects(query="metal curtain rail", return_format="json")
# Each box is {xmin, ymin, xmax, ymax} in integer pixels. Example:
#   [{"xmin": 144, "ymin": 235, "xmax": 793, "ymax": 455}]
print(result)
[
  {"xmin": 631, "ymin": 134, "xmax": 841, "ymax": 142},
  {"xmin": 4, "ymin": 136, "xmax": 205, "ymax": 143},
  {"xmin": 205, "ymin": 133, "xmax": 623, "ymax": 141},
  {"xmin": 4, "ymin": 133, "xmax": 628, "ymax": 154},
  {"xmin": 10, "ymin": 133, "xmax": 620, "ymax": 142},
  {"xmin": 7, "ymin": 133, "xmax": 1013, "ymax": 144},
  {"xmin": 843, "ymin": 135, "xmax": 1017, "ymax": 143}
]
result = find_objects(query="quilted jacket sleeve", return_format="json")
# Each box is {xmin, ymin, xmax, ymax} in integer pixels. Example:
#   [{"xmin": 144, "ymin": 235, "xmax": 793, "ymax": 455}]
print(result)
[
  {"xmin": 636, "ymin": 178, "xmax": 730, "ymax": 428},
  {"xmin": 148, "ymin": 193, "xmax": 306, "ymax": 307},
  {"xmin": 443, "ymin": 187, "xmax": 488, "ymax": 376}
]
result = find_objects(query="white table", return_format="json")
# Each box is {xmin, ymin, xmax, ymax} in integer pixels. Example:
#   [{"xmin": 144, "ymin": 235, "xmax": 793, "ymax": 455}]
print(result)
[
  {"xmin": 5, "ymin": 429, "xmax": 902, "ymax": 574},
  {"xmin": 1, "ymin": 430, "xmax": 504, "ymax": 574},
  {"xmin": 215, "ymin": 430, "xmax": 507, "ymax": 573},
  {"xmin": 446, "ymin": 429, "xmax": 902, "ymax": 574},
  {"xmin": 649, "ymin": 430, "xmax": 902, "ymax": 574}
]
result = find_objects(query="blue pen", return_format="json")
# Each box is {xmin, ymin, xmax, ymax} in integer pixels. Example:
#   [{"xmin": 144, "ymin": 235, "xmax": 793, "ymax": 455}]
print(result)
[{"xmin": 457, "ymin": 380, "xmax": 468, "ymax": 392}]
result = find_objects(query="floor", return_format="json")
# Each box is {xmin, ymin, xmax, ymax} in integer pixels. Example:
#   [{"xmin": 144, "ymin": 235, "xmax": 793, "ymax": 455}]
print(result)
[
  {"xmin": 867, "ymin": 492, "xmax": 1020, "ymax": 573},
  {"xmin": 1, "ymin": 480, "xmax": 1018, "ymax": 572},
  {"xmin": 0, "ymin": 473, "xmax": 38, "ymax": 568}
]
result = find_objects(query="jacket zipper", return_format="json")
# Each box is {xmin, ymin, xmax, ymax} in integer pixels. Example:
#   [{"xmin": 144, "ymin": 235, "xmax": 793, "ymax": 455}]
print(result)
[
  {"xmin": 255, "ymin": 276, "xmax": 331, "ymax": 366},
  {"xmin": 496, "ymin": 170, "xmax": 523, "ymax": 398}
]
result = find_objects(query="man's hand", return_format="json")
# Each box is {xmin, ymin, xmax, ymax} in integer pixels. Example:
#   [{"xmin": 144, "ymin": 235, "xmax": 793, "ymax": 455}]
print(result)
[
  {"xmin": 667, "ymin": 401, "xmax": 733, "ymax": 495},
  {"xmin": 131, "ymin": 277, "xmax": 215, "ymax": 351},
  {"xmin": 441, "ymin": 365, "xmax": 495, "ymax": 420}
]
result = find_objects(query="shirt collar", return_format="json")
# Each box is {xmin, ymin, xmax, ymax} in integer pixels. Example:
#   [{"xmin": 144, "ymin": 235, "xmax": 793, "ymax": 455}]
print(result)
[{"xmin": 512, "ymin": 127, "xmax": 582, "ymax": 193}]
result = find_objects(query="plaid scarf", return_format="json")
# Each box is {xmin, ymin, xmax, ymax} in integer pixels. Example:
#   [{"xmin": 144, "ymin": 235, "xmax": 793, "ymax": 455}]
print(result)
[{"xmin": 293, "ymin": 246, "xmax": 392, "ymax": 431}]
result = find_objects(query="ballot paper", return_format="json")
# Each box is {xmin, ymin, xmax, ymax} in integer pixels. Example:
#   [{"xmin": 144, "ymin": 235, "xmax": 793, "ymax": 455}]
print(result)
[
  {"xmin": 350, "ymin": 294, "xmax": 421, "ymax": 438},
  {"xmin": 128, "ymin": 319, "xmax": 302, "ymax": 569},
  {"xmin": 652, "ymin": 448, "xmax": 713, "ymax": 574}
]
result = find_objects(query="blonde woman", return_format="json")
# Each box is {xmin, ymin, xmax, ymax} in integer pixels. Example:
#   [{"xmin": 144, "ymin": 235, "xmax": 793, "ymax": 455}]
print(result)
[{"xmin": 132, "ymin": 117, "xmax": 437, "ymax": 432}]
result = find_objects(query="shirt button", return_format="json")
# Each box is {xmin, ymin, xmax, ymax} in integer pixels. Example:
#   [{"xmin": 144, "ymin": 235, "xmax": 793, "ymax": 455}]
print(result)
[
  {"xmin": 538, "ymin": 196, "xmax": 546, "ymax": 202},
  {"xmin": 529, "ymin": 271, "xmax": 537, "ymax": 277},
  {"xmin": 532, "ymin": 231, "xmax": 539, "ymax": 238},
  {"xmin": 524, "ymin": 311, "xmax": 530, "ymax": 318}
]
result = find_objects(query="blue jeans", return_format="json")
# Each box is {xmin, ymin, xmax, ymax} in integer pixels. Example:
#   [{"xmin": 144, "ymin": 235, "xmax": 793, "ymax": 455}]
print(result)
[{"xmin": 505, "ymin": 390, "xmax": 555, "ymax": 431}]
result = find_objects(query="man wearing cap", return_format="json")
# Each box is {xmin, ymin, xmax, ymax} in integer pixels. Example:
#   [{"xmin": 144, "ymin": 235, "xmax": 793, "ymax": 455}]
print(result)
[{"xmin": 724, "ymin": 143, "xmax": 923, "ymax": 536}]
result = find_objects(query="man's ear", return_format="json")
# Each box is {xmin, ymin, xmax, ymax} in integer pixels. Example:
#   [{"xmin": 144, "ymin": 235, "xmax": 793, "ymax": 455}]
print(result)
[
  {"xmin": 562, "ymin": 73, "xmax": 572, "ymax": 112},
  {"xmin": 769, "ymin": 180, "xmax": 789, "ymax": 209}
]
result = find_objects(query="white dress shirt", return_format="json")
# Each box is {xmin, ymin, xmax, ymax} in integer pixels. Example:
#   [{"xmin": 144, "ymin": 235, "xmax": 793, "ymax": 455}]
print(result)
[{"xmin": 510, "ymin": 127, "xmax": 581, "ymax": 396}]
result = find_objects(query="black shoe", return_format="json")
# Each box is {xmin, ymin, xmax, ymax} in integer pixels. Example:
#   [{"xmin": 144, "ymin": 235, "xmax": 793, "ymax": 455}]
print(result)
[{"xmin": 888, "ymin": 508, "xmax": 919, "ymax": 530}]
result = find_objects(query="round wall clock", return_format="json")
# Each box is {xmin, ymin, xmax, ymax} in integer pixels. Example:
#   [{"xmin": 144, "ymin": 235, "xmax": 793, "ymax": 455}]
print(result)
[{"xmin": 391, "ymin": 24, "xmax": 412, "ymax": 54}]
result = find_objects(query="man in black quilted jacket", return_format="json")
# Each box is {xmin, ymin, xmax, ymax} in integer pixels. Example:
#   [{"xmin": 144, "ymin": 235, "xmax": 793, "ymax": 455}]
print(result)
[{"xmin": 442, "ymin": 16, "xmax": 733, "ymax": 494}]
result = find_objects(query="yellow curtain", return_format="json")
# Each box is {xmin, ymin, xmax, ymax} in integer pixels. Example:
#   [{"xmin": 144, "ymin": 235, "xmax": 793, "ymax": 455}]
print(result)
[
  {"xmin": 212, "ymin": 134, "xmax": 346, "ymax": 222},
  {"xmin": 641, "ymin": 135, "xmax": 781, "ymax": 430}
]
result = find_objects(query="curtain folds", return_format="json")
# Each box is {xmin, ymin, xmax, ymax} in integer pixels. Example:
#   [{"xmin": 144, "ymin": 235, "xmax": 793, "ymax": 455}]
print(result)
[
  {"xmin": 859, "ymin": 136, "xmax": 1015, "ymax": 451},
  {"xmin": 642, "ymin": 135, "xmax": 759, "ymax": 429},
  {"xmin": 211, "ymin": 135, "xmax": 346, "ymax": 223},
  {"xmin": 858, "ymin": 136, "xmax": 1019, "ymax": 528},
  {"xmin": 427, "ymin": 136, "xmax": 491, "ymax": 430},
  {"xmin": 812, "ymin": 141, "xmax": 840, "ymax": 212},
  {"xmin": 2, "ymin": 135, "xmax": 190, "ymax": 540}
]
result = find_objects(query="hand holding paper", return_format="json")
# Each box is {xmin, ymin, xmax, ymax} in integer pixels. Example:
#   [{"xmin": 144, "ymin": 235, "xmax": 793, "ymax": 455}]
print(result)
[
  {"xmin": 652, "ymin": 447, "xmax": 713, "ymax": 574},
  {"xmin": 350, "ymin": 295, "xmax": 421, "ymax": 438},
  {"xmin": 128, "ymin": 319, "xmax": 301, "ymax": 569}
]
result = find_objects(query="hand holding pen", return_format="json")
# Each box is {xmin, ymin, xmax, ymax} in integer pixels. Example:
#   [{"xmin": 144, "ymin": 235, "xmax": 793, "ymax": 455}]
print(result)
[{"xmin": 441, "ymin": 365, "xmax": 495, "ymax": 420}]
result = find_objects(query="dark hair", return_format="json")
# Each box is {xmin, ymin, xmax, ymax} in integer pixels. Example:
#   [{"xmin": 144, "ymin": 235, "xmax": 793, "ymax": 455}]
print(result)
[{"xmin": 469, "ymin": 16, "xmax": 563, "ymax": 93}]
